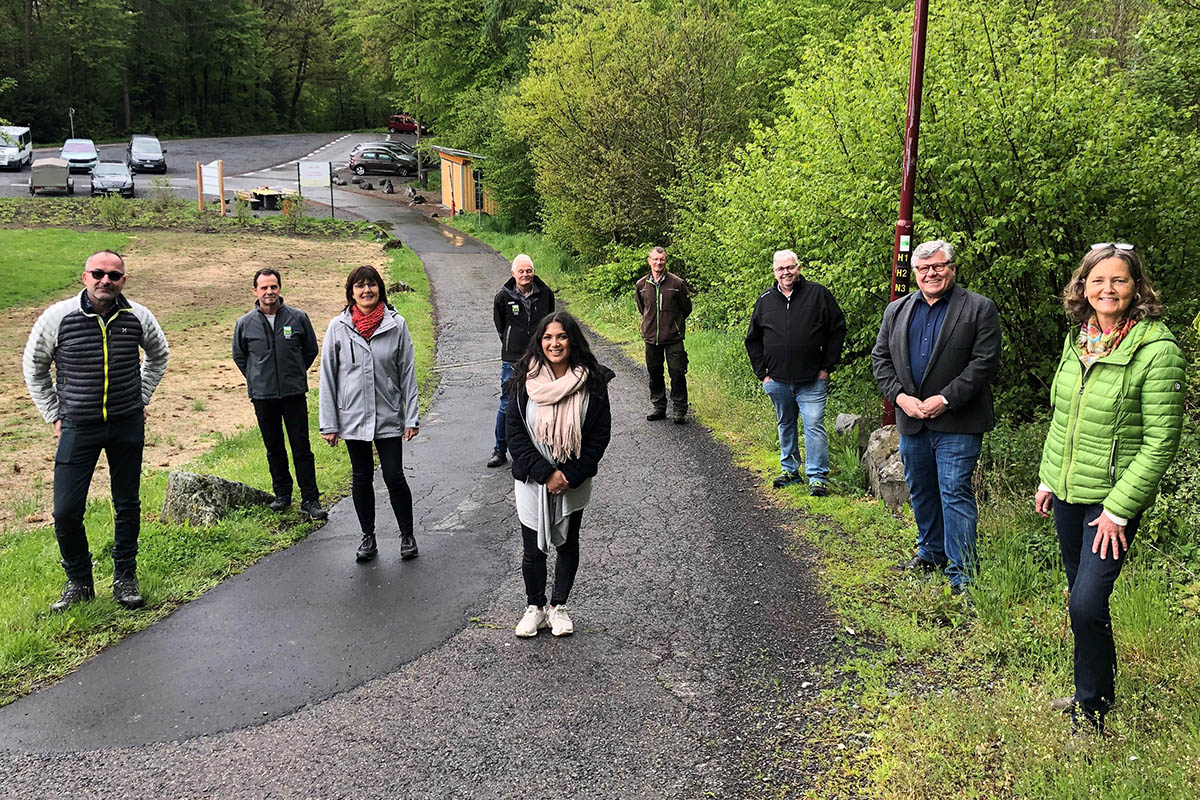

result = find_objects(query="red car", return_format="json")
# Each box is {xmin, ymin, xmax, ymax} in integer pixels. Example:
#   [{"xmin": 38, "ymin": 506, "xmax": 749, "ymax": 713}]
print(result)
[{"xmin": 387, "ymin": 114, "xmax": 429, "ymax": 135}]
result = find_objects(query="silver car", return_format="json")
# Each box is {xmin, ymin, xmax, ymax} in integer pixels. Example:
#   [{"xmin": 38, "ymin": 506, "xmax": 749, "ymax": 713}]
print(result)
[{"xmin": 60, "ymin": 138, "xmax": 99, "ymax": 173}]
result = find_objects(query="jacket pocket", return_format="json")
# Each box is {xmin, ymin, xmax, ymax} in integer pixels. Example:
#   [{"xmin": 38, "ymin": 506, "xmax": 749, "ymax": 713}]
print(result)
[{"xmin": 1109, "ymin": 437, "xmax": 1119, "ymax": 483}]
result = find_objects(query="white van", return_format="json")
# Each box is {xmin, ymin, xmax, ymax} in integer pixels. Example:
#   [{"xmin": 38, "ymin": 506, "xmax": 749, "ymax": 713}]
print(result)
[{"xmin": 0, "ymin": 126, "xmax": 33, "ymax": 171}]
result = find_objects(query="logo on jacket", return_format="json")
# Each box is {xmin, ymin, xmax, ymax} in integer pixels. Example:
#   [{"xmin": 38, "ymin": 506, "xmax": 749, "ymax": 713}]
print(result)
[
  {"xmin": 283, "ymin": 325, "xmax": 293, "ymax": 339},
  {"xmin": 509, "ymin": 302, "xmax": 520, "ymax": 317}
]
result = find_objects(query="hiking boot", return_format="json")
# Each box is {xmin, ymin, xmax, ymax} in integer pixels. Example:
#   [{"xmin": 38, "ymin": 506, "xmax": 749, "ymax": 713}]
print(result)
[
  {"xmin": 646, "ymin": 409, "xmax": 667, "ymax": 421},
  {"xmin": 895, "ymin": 556, "xmax": 940, "ymax": 573},
  {"xmin": 809, "ymin": 482, "xmax": 829, "ymax": 497},
  {"xmin": 672, "ymin": 415, "xmax": 687, "ymax": 425},
  {"xmin": 355, "ymin": 533, "xmax": 378, "ymax": 562},
  {"xmin": 400, "ymin": 532, "xmax": 419, "ymax": 560},
  {"xmin": 300, "ymin": 499, "xmax": 328, "ymax": 520},
  {"xmin": 486, "ymin": 449, "xmax": 507, "ymax": 468},
  {"xmin": 268, "ymin": 495, "xmax": 292, "ymax": 513},
  {"xmin": 515, "ymin": 605, "xmax": 548, "ymax": 637},
  {"xmin": 50, "ymin": 579, "xmax": 95, "ymax": 613},
  {"xmin": 1050, "ymin": 696, "xmax": 1076, "ymax": 713},
  {"xmin": 112, "ymin": 575, "xmax": 145, "ymax": 610},
  {"xmin": 772, "ymin": 471, "xmax": 800, "ymax": 489},
  {"xmin": 548, "ymin": 605, "xmax": 574, "ymax": 637}
]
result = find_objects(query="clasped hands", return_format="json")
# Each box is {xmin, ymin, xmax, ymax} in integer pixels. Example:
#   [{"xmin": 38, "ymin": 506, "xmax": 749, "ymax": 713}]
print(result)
[
  {"xmin": 546, "ymin": 470, "xmax": 570, "ymax": 495},
  {"xmin": 895, "ymin": 392, "xmax": 947, "ymax": 420}
]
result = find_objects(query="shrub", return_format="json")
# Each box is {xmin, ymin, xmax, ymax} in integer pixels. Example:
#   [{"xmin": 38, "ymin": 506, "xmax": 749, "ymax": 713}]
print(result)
[{"xmin": 94, "ymin": 194, "xmax": 129, "ymax": 231}]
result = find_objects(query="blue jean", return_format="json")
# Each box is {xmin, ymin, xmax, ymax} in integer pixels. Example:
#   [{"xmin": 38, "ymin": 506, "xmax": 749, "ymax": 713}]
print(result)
[
  {"xmin": 763, "ymin": 378, "xmax": 829, "ymax": 483},
  {"xmin": 1053, "ymin": 498, "xmax": 1140, "ymax": 716},
  {"xmin": 898, "ymin": 429, "xmax": 983, "ymax": 587},
  {"xmin": 493, "ymin": 360, "xmax": 515, "ymax": 453}
]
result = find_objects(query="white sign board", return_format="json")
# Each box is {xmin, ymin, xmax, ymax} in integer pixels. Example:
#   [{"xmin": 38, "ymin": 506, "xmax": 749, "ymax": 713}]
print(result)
[
  {"xmin": 200, "ymin": 160, "xmax": 222, "ymax": 197},
  {"xmin": 299, "ymin": 161, "xmax": 330, "ymax": 188}
]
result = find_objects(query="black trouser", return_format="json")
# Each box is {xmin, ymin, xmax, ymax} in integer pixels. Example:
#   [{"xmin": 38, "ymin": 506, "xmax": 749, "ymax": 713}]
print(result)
[
  {"xmin": 1053, "ymin": 498, "xmax": 1141, "ymax": 715},
  {"xmin": 521, "ymin": 511, "xmax": 582, "ymax": 607},
  {"xmin": 53, "ymin": 416, "xmax": 144, "ymax": 582},
  {"xmin": 253, "ymin": 395, "xmax": 319, "ymax": 502},
  {"xmin": 646, "ymin": 340, "xmax": 688, "ymax": 416},
  {"xmin": 345, "ymin": 437, "xmax": 413, "ymax": 537}
]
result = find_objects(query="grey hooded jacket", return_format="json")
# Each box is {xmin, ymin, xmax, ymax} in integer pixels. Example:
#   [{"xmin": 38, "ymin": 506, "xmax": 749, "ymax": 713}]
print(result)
[{"xmin": 318, "ymin": 307, "xmax": 419, "ymax": 440}]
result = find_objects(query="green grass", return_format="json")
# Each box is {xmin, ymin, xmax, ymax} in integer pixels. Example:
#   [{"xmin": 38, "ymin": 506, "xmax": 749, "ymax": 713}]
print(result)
[
  {"xmin": 447, "ymin": 215, "xmax": 1200, "ymax": 799},
  {"xmin": 0, "ymin": 239, "xmax": 436, "ymax": 706},
  {"xmin": 0, "ymin": 229, "xmax": 131, "ymax": 310}
]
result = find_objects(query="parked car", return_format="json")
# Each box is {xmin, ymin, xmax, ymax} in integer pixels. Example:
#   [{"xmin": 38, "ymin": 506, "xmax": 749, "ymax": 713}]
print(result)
[
  {"xmin": 60, "ymin": 138, "xmax": 99, "ymax": 173},
  {"xmin": 386, "ymin": 114, "xmax": 429, "ymax": 135},
  {"xmin": 91, "ymin": 161, "xmax": 135, "ymax": 198},
  {"xmin": 351, "ymin": 140, "xmax": 438, "ymax": 168},
  {"xmin": 0, "ymin": 125, "xmax": 33, "ymax": 170},
  {"xmin": 126, "ymin": 134, "xmax": 167, "ymax": 173},
  {"xmin": 30, "ymin": 158, "xmax": 74, "ymax": 195},
  {"xmin": 348, "ymin": 147, "xmax": 417, "ymax": 176}
]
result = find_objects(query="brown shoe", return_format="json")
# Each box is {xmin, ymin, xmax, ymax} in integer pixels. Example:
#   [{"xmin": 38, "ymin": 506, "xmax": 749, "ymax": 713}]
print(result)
[{"xmin": 1050, "ymin": 696, "xmax": 1075, "ymax": 712}]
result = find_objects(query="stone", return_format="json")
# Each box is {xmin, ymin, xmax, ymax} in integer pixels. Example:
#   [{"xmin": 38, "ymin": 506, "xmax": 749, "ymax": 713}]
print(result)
[
  {"xmin": 160, "ymin": 470, "xmax": 275, "ymax": 527},
  {"xmin": 862, "ymin": 425, "xmax": 909, "ymax": 510},
  {"xmin": 387, "ymin": 280, "xmax": 415, "ymax": 293},
  {"xmin": 835, "ymin": 413, "xmax": 875, "ymax": 457}
]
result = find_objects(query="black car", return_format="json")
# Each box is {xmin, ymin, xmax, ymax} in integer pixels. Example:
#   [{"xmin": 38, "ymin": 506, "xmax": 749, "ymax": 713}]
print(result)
[
  {"xmin": 348, "ymin": 147, "xmax": 417, "ymax": 176},
  {"xmin": 351, "ymin": 140, "xmax": 438, "ymax": 168},
  {"xmin": 126, "ymin": 134, "xmax": 167, "ymax": 173},
  {"xmin": 90, "ymin": 161, "xmax": 135, "ymax": 198}
]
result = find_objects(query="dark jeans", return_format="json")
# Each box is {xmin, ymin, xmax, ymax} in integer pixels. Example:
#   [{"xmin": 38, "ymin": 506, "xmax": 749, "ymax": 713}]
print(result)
[
  {"xmin": 253, "ymin": 395, "xmax": 319, "ymax": 502},
  {"xmin": 53, "ymin": 416, "xmax": 144, "ymax": 582},
  {"xmin": 521, "ymin": 511, "xmax": 582, "ymax": 607},
  {"xmin": 345, "ymin": 437, "xmax": 413, "ymax": 537},
  {"xmin": 898, "ymin": 428, "xmax": 983, "ymax": 587},
  {"xmin": 1053, "ymin": 498, "xmax": 1141, "ymax": 715},
  {"xmin": 493, "ymin": 360, "xmax": 515, "ymax": 453},
  {"xmin": 646, "ymin": 340, "xmax": 688, "ymax": 416}
]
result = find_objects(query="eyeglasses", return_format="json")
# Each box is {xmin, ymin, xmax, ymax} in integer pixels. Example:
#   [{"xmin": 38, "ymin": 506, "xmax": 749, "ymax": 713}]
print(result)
[
  {"xmin": 773, "ymin": 263, "xmax": 799, "ymax": 273},
  {"xmin": 88, "ymin": 269, "xmax": 125, "ymax": 281},
  {"xmin": 1090, "ymin": 242, "xmax": 1134, "ymax": 251},
  {"xmin": 913, "ymin": 261, "xmax": 953, "ymax": 275}
]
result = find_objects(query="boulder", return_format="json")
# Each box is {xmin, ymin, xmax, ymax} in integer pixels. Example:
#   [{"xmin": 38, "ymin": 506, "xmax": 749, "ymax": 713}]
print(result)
[
  {"xmin": 387, "ymin": 280, "xmax": 414, "ymax": 293},
  {"xmin": 862, "ymin": 425, "xmax": 909, "ymax": 510},
  {"xmin": 160, "ymin": 470, "xmax": 275, "ymax": 526},
  {"xmin": 835, "ymin": 413, "xmax": 875, "ymax": 457}
]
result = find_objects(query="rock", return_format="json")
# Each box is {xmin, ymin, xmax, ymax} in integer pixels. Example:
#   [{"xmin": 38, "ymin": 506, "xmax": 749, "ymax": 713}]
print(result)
[
  {"xmin": 349, "ymin": 175, "xmax": 363, "ymax": 184},
  {"xmin": 387, "ymin": 280, "xmax": 414, "ymax": 293},
  {"xmin": 862, "ymin": 425, "xmax": 909, "ymax": 510},
  {"xmin": 382, "ymin": 239, "xmax": 406, "ymax": 250},
  {"xmin": 160, "ymin": 470, "xmax": 275, "ymax": 527},
  {"xmin": 835, "ymin": 413, "xmax": 875, "ymax": 457}
]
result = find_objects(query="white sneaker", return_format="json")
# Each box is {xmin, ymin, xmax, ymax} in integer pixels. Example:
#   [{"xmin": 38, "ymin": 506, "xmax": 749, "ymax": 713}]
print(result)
[
  {"xmin": 548, "ymin": 605, "xmax": 574, "ymax": 637},
  {"xmin": 515, "ymin": 605, "xmax": 548, "ymax": 637}
]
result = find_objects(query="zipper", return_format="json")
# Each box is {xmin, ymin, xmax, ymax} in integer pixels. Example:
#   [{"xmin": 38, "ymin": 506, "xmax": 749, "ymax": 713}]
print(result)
[
  {"xmin": 98, "ymin": 316, "xmax": 111, "ymax": 421},
  {"xmin": 1109, "ymin": 437, "xmax": 1118, "ymax": 483},
  {"xmin": 1060, "ymin": 359, "xmax": 1090, "ymax": 496},
  {"xmin": 654, "ymin": 283, "xmax": 662, "ymax": 345},
  {"xmin": 265, "ymin": 312, "xmax": 281, "ymax": 396}
]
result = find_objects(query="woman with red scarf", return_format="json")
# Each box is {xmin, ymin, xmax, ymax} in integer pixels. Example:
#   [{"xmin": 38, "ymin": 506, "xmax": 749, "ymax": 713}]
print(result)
[
  {"xmin": 1035, "ymin": 244, "xmax": 1185, "ymax": 733},
  {"xmin": 319, "ymin": 266, "xmax": 420, "ymax": 563}
]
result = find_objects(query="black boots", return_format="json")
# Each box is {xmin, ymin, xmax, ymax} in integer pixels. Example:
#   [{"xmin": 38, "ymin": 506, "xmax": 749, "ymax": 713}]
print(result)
[
  {"xmin": 400, "ymin": 532, "xmax": 419, "ymax": 561},
  {"xmin": 300, "ymin": 499, "xmax": 328, "ymax": 520},
  {"xmin": 268, "ymin": 495, "xmax": 291, "ymax": 512},
  {"xmin": 112, "ymin": 574, "xmax": 145, "ymax": 609},
  {"xmin": 355, "ymin": 533, "xmax": 378, "ymax": 562},
  {"xmin": 50, "ymin": 579, "xmax": 95, "ymax": 613}
]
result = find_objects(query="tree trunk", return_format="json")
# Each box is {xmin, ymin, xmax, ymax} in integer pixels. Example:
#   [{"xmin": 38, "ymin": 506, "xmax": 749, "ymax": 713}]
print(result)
[{"xmin": 122, "ymin": 67, "xmax": 131, "ymax": 132}]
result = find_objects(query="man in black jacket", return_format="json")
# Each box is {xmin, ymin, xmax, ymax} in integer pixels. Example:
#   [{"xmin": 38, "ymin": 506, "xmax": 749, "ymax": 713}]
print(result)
[
  {"xmin": 489, "ymin": 254, "xmax": 555, "ymax": 468},
  {"xmin": 23, "ymin": 250, "xmax": 169, "ymax": 612},
  {"xmin": 745, "ymin": 249, "xmax": 846, "ymax": 495},
  {"xmin": 233, "ymin": 268, "xmax": 326, "ymax": 519},
  {"xmin": 871, "ymin": 240, "xmax": 1000, "ymax": 594}
]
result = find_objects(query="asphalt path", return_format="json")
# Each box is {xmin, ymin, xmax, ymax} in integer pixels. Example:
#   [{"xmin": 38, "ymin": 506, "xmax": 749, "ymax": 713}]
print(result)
[{"xmin": 0, "ymin": 144, "xmax": 837, "ymax": 797}]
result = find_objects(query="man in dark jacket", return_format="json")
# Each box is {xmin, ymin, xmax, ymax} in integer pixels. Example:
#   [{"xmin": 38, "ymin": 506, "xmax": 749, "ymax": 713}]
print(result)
[
  {"xmin": 635, "ymin": 246, "xmax": 692, "ymax": 423},
  {"xmin": 745, "ymin": 249, "xmax": 846, "ymax": 495},
  {"xmin": 488, "ymin": 254, "xmax": 555, "ymax": 468},
  {"xmin": 23, "ymin": 250, "xmax": 169, "ymax": 612},
  {"xmin": 233, "ymin": 268, "xmax": 326, "ymax": 520},
  {"xmin": 870, "ymin": 239, "xmax": 1001, "ymax": 594}
]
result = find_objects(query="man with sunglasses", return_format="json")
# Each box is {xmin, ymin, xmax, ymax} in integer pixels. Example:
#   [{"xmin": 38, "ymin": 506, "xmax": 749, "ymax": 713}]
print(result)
[
  {"xmin": 23, "ymin": 250, "xmax": 169, "ymax": 612},
  {"xmin": 233, "ymin": 268, "xmax": 326, "ymax": 520},
  {"xmin": 871, "ymin": 239, "xmax": 1001, "ymax": 596}
]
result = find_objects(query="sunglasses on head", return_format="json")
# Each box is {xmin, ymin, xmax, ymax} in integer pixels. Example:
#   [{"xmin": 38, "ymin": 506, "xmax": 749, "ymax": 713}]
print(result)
[
  {"xmin": 88, "ymin": 269, "xmax": 125, "ymax": 281},
  {"xmin": 1090, "ymin": 242, "xmax": 1134, "ymax": 252}
]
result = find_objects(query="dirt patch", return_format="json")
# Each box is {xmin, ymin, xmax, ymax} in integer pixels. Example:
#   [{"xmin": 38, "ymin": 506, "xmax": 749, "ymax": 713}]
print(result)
[{"xmin": 0, "ymin": 232, "xmax": 390, "ymax": 531}]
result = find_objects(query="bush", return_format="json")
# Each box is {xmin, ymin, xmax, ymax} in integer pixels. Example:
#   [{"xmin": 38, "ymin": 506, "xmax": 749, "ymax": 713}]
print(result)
[
  {"xmin": 94, "ymin": 194, "xmax": 129, "ymax": 231},
  {"xmin": 581, "ymin": 245, "xmax": 650, "ymax": 298}
]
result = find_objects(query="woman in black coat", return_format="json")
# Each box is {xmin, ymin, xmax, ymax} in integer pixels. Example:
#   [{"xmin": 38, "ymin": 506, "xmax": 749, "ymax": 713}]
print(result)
[{"xmin": 506, "ymin": 311, "xmax": 613, "ymax": 638}]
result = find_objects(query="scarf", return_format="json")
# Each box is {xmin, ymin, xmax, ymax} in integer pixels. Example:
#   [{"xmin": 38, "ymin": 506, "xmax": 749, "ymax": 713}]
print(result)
[
  {"xmin": 526, "ymin": 363, "xmax": 588, "ymax": 462},
  {"xmin": 1078, "ymin": 314, "xmax": 1136, "ymax": 369},
  {"xmin": 352, "ymin": 303, "xmax": 385, "ymax": 340}
]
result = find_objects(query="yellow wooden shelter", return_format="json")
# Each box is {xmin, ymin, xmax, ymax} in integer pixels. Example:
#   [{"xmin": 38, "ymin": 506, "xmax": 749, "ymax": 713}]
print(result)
[{"xmin": 432, "ymin": 146, "xmax": 498, "ymax": 216}]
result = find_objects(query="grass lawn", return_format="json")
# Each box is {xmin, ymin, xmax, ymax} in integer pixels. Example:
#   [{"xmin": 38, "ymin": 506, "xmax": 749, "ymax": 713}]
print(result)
[
  {"xmin": 0, "ymin": 229, "xmax": 436, "ymax": 706},
  {"xmin": 0, "ymin": 229, "xmax": 131, "ymax": 310},
  {"xmin": 447, "ymin": 214, "xmax": 1200, "ymax": 799}
]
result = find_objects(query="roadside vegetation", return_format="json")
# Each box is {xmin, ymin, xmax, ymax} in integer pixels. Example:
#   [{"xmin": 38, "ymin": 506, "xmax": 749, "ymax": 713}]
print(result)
[
  {"xmin": 0, "ymin": 229, "xmax": 435, "ymax": 707},
  {"xmin": 449, "ymin": 215, "xmax": 1200, "ymax": 799}
]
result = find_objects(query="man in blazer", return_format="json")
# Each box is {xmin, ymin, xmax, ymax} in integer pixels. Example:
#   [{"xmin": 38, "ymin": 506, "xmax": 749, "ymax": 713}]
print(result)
[{"xmin": 871, "ymin": 240, "xmax": 1001, "ymax": 594}]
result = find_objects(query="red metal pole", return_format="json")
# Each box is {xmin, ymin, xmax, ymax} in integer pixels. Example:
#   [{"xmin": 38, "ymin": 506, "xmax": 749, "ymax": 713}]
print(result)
[{"xmin": 884, "ymin": 0, "xmax": 930, "ymax": 425}]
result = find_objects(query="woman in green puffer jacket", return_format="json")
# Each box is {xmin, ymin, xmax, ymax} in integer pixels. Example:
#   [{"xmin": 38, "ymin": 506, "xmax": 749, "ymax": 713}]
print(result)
[{"xmin": 1034, "ymin": 243, "xmax": 1185, "ymax": 733}]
